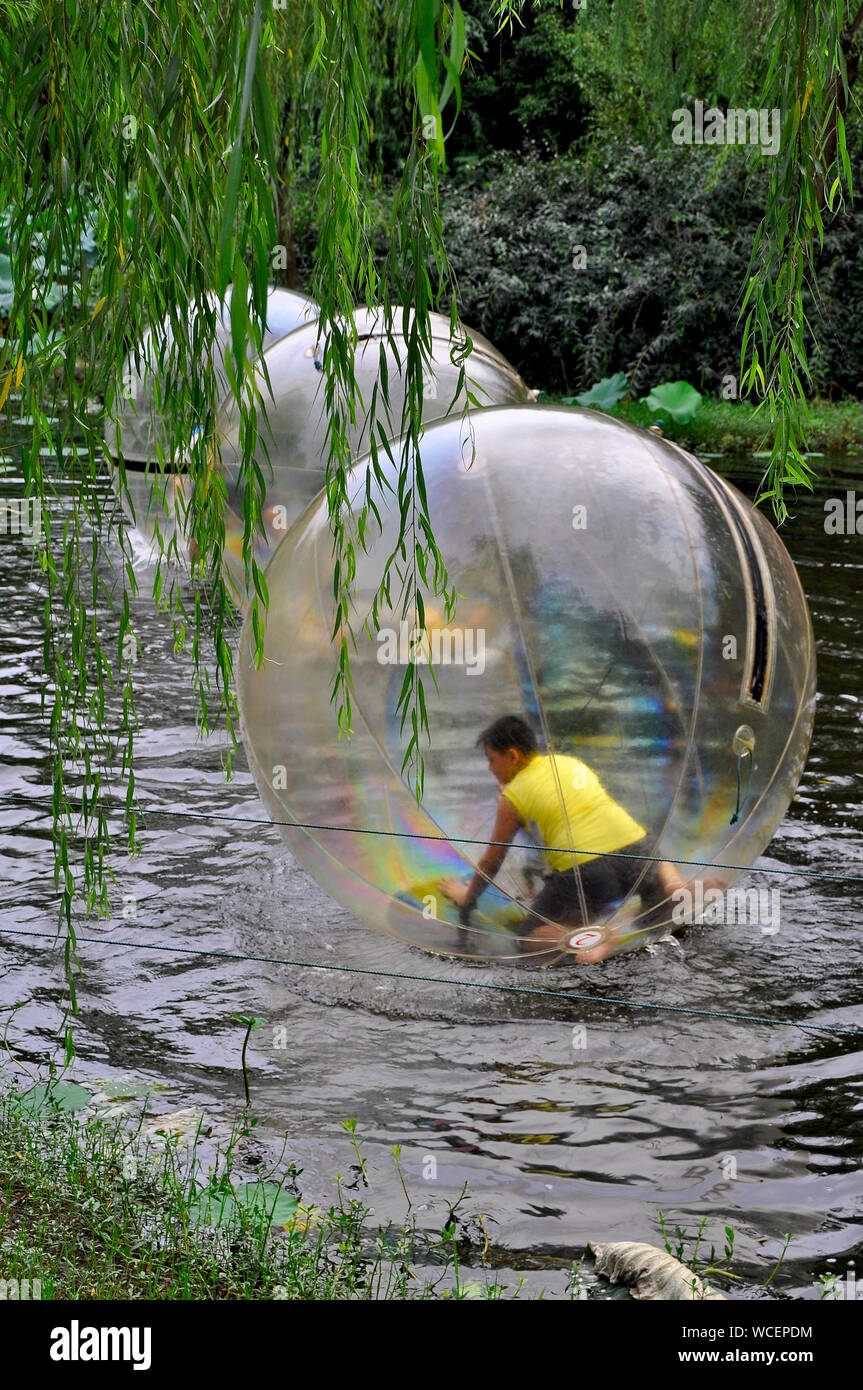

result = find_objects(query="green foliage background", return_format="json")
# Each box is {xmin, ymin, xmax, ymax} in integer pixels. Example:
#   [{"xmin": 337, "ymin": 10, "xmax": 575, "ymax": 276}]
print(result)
[{"xmin": 291, "ymin": 3, "xmax": 863, "ymax": 402}]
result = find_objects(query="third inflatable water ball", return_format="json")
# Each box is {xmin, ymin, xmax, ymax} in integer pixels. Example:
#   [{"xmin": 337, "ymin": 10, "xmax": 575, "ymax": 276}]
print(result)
[
  {"xmin": 104, "ymin": 286, "xmax": 318, "ymax": 565},
  {"xmin": 105, "ymin": 285, "xmax": 318, "ymax": 466},
  {"xmin": 237, "ymin": 405, "xmax": 815, "ymax": 965}
]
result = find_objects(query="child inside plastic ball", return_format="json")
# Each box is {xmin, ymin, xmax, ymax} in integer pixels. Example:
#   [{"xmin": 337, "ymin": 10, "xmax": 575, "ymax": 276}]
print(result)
[{"xmin": 439, "ymin": 714, "xmax": 722, "ymax": 963}]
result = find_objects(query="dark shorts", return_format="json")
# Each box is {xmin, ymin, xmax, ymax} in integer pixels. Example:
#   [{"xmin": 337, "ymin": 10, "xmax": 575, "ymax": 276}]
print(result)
[{"xmin": 517, "ymin": 837, "xmax": 666, "ymax": 932}]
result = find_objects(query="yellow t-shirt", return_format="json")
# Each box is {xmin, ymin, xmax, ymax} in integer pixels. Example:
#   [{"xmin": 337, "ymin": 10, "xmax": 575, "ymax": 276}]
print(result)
[{"xmin": 502, "ymin": 754, "xmax": 646, "ymax": 871}]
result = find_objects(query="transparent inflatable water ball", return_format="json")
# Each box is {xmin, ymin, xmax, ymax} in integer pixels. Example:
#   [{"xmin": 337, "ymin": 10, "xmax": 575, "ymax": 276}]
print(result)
[
  {"xmin": 237, "ymin": 404, "xmax": 815, "ymax": 965},
  {"xmin": 105, "ymin": 286, "xmax": 318, "ymax": 465},
  {"xmin": 214, "ymin": 307, "xmax": 532, "ymax": 605},
  {"xmin": 104, "ymin": 286, "xmax": 317, "ymax": 563}
]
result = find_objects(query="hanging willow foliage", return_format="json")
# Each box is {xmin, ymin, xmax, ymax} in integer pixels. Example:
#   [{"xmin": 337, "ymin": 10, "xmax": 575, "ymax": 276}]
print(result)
[
  {"xmin": 740, "ymin": 0, "xmax": 862, "ymax": 519},
  {"xmin": 0, "ymin": 0, "xmax": 859, "ymax": 1016}
]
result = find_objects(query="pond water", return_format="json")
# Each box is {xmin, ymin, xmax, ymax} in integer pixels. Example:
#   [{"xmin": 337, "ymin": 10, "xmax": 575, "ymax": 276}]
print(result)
[{"xmin": 1, "ymin": 430, "xmax": 861, "ymax": 1298}]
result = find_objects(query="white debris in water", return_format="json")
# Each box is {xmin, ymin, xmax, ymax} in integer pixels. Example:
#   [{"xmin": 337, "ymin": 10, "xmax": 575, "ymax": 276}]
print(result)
[{"xmin": 141, "ymin": 1106, "xmax": 211, "ymax": 1140}]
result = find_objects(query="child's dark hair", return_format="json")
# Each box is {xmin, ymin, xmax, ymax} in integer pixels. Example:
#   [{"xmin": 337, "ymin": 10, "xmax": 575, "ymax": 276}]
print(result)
[{"xmin": 477, "ymin": 715, "xmax": 538, "ymax": 756}]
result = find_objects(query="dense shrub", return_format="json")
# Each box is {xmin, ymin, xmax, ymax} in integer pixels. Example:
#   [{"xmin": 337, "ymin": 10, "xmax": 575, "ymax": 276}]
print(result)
[
  {"xmin": 809, "ymin": 193, "xmax": 863, "ymax": 398},
  {"xmin": 442, "ymin": 143, "xmax": 863, "ymax": 399},
  {"xmin": 436, "ymin": 145, "xmax": 765, "ymax": 395},
  {"xmin": 292, "ymin": 141, "xmax": 863, "ymax": 401}
]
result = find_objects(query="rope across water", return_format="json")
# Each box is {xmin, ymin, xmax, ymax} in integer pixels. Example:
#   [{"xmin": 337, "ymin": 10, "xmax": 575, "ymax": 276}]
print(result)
[
  {"xmin": 3, "ymin": 791, "xmax": 862, "ymax": 1039},
  {"xmin": 3, "ymin": 929, "xmax": 862, "ymax": 1038}
]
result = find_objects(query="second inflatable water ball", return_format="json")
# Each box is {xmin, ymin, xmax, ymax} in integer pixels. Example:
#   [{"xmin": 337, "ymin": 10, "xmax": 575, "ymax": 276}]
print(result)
[
  {"xmin": 213, "ymin": 307, "xmax": 532, "ymax": 606},
  {"xmin": 236, "ymin": 405, "xmax": 816, "ymax": 966}
]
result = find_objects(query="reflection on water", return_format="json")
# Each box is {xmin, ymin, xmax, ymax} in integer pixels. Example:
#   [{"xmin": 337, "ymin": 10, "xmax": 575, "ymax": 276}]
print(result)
[{"xmin": 0, "ymin": 434, "xmax": 861, "ymax": 1297}]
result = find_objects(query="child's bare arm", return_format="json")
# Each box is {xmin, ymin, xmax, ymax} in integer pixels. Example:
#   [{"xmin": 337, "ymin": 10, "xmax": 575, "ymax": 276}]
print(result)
[{"xmin": 440, "ymin": 795, "xmax": 522, "ymax": 909}]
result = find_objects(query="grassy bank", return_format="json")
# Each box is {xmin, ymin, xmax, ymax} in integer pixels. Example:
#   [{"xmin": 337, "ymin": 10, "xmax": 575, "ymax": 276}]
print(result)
[
  {"xmin": 539, "ymin": 394, "xmax": 863, "ymax": 459},
  {"xmin": 0, "ymin": 1084, "xmax": 817, "ymax": 1300}
]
